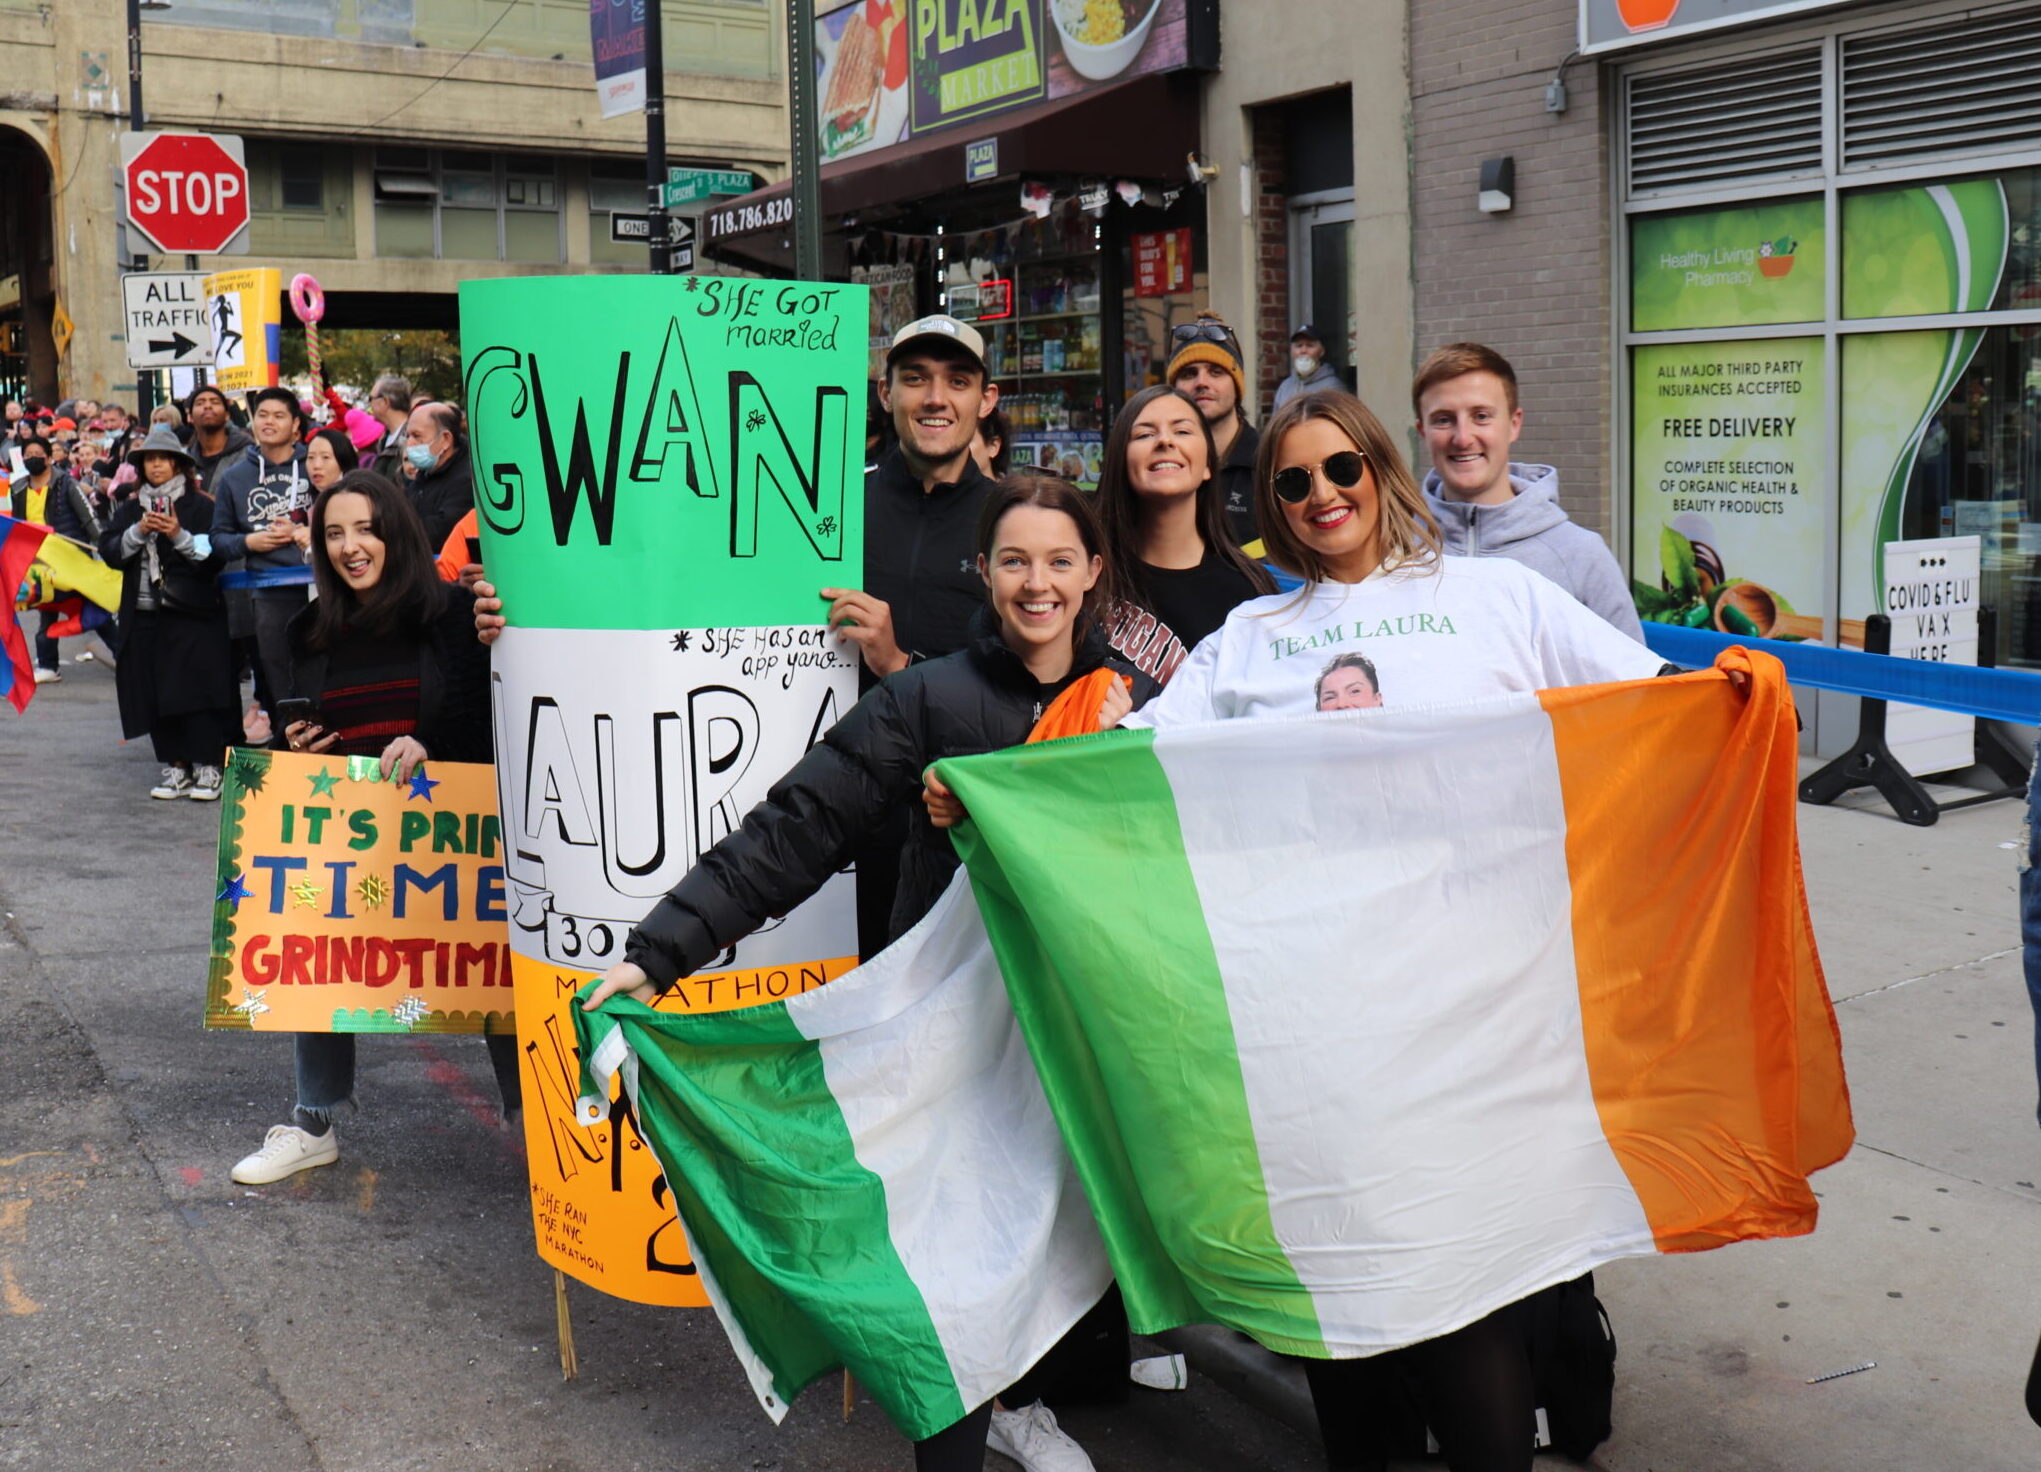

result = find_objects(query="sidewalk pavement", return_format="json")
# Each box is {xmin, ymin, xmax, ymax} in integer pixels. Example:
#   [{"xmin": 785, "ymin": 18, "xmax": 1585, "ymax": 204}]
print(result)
[{"xmin": 4, "ymin": 664, "xmax": 2040, "ymax": 1470}]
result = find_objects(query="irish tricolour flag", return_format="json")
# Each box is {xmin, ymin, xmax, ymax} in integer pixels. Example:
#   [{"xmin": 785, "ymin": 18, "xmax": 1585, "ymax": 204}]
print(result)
[{"xmin": 576, "ymin": 650, "xmax": 1851, "ymax": 1440}]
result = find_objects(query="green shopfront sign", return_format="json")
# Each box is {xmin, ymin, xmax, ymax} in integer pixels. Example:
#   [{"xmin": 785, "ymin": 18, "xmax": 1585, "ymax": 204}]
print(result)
[{"xmin": 1631, "ymin": 199, "xmax": 1825, "ymax": 332}]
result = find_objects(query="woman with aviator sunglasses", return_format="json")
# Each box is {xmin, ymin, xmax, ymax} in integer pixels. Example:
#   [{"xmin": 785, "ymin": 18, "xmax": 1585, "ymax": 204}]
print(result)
[{"xmin": 1116, "ymin": 392, "xmax": 1665, "ymax": 1472}]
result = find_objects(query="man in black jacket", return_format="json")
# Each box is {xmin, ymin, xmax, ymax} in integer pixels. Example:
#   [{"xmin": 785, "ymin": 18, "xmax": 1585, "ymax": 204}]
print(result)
[
  {"xmin": 400, "ymin": 402, "xmax": 474, "ymax": 550},
  {"xmin": 822, "ymin": 314, "xmax": 1000, "ymax": 681},
  {"xmin": 819, "ymin": 314, "xmax": 1000, "ymax": 958}
]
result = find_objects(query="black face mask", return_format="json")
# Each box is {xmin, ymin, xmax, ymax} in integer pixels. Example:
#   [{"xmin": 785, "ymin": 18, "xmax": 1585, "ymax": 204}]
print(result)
[{"xmin": 23, "ymin": 455, "xmax": 47, "ymax": 476}]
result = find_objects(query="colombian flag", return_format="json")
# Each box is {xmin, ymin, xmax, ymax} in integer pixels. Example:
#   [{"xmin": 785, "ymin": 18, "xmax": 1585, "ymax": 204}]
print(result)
[
  {"xmin": 0, "ymin": 514, "xmax": 51, "ymax": 711},
  {"xmin": 574, "ymin": 650, "xmax": 1851, "ymax": 1436}
]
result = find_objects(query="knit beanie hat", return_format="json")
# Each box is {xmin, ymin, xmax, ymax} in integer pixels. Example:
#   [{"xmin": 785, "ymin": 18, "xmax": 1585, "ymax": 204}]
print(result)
[{"xmin": 1164, "ymin": 318, "xmax": 1246, "ymax": 403}]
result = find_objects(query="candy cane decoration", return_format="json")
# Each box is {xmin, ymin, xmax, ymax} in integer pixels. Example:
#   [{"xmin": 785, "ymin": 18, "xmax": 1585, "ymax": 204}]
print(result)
[{"xmin": 289, "ymin": 273, "xmax": 326, "ymax": 394}]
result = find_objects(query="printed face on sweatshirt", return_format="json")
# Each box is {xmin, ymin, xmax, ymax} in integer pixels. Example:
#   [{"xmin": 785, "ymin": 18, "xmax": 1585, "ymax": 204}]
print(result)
[
  {"xmin": 1418, "ymin": 370, "xmax": 1522, "ymax": 504},
  {"xmin": 1315, "ymin": 655, "xmax": 1382, "ymax": 711}
]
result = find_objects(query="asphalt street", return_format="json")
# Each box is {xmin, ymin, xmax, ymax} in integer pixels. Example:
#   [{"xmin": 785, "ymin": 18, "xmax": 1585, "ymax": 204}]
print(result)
[{"xmin": 5, "ymin": 659, "xmax": 2041, "ymax": 1470}]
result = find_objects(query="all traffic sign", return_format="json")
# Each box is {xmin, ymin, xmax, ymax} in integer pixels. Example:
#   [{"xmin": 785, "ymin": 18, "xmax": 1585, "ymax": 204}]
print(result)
[
  {"xmin": 121, "ymin": 272, "xmax": 212, "ymax": 369},
  {"xmin": 120, "ymin": 132, "xmax": 250, "ymax": 256}
]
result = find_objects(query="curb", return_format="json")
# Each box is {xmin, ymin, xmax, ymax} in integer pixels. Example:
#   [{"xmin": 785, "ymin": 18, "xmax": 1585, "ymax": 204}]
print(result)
[{"xmin": 1153, "ymin": 1324, "xmax": 1317, "ymax": 1440}]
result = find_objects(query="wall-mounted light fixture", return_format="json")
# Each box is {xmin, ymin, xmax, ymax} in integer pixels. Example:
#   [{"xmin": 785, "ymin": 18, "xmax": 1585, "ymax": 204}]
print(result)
[{"xmin": 1478, "ymin": 157, "xmax": 1515, "ymax": 215}]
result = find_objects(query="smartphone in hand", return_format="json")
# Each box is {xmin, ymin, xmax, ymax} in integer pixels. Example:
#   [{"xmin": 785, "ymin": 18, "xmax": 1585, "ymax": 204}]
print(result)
[{"xmin": 273, "ymin": 697, "xmax": 320, "ymax": 734}]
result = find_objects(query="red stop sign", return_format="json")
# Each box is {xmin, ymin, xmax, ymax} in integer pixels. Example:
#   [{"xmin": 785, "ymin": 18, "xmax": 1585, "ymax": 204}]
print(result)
[{"xmin": 122, "ymin": 132, "xmax": 249, "ymax": 254}]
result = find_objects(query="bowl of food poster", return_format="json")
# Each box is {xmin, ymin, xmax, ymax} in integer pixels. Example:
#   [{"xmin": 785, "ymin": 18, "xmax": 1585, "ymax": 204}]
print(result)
[{"xmin": 1051, "ymin": 0, "xmax": 1162, "ymax": 81}]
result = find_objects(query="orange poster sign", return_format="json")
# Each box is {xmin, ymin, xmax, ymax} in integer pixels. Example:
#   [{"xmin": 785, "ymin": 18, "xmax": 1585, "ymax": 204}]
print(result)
[
  {"xmin": 204, "ymin": 748, "xmax": 515, "ymax": 1036},
  {"xmin": 512, "ymin": 948, "xmax": 857, "ymax": 1306}
]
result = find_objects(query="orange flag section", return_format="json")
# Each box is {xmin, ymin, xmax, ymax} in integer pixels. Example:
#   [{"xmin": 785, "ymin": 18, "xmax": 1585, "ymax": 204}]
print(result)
[
  {"xmin": 1026, "ymin": 669, "xmax": 1129, "ymax": 744},
  {"xmin": 1540, "ymin": 647, "xmax": 1853, "ymax": 1253}
]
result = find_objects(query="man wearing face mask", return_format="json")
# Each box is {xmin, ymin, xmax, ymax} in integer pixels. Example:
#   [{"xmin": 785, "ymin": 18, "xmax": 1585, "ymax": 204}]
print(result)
[
  {"xmin": 210, "ymin": 387, "xmax": 312, "ymax": 711},
  {"xmin": 1271, "ymin": 323, "xmax": 1343, "ymax": 412},
  {"xmin": 9, "ymin": 431, "xmax": 99, "ymax": 682},
  {"xmin": 401, "ymin": 402, "xmax": 473, "ymax": 550}
]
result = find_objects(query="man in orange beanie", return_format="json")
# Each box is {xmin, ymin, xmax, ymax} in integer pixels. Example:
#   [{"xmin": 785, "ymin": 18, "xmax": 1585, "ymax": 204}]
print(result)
[{"xmin": 1164, "ymin": 315, "xmax": 1259, "ymax": 546}]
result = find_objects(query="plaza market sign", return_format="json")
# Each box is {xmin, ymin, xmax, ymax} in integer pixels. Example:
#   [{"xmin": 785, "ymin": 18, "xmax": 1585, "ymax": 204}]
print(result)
[
  {"xmin": 813, "ymin": 0, "xmax": 1196, "ymax": 166},
  {"xmin": 1581, "ymin": 0, "xmax": 1858, "ymax": 53}
]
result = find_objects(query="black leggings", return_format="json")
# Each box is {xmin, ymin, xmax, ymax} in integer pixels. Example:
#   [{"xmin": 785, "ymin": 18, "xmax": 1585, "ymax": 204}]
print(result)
[
  {"xmin": 1300, "ymin": 1299, "xmax": 1534, "ymax": 1472},
  {"xmin": 912, "ymin": 1402, "xmax": 994, "ymax": 1472}
]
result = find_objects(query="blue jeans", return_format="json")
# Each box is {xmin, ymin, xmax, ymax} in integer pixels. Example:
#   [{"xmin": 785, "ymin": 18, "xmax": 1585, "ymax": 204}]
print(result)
[
  {"xmin": 293, "ymin": 1031, "xmax": 522, "ymax": 1129},
  {"xmin": 2023, "ymin": 744, "xmax": 2041, "ymax": 1126}
]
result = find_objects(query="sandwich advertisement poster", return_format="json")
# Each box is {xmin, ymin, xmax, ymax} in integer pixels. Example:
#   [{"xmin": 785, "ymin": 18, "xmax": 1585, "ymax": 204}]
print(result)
[{"xmin": 815, "ymin": 0, "xmax": 1192, "ymax": 165}]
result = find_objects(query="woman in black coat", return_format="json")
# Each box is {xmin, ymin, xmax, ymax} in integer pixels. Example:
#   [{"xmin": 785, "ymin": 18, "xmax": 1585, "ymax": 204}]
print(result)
[
  {"xmin": 579, "ymin": 475, "xmax": 1153, "ymax": 1472},
  {"xmin": 98, "ymin": 424, "xmax": 238, "ymax": 800},
  {"xmin": 228, "ymin": 468, "xmax": 512, "ymax": 1188}
]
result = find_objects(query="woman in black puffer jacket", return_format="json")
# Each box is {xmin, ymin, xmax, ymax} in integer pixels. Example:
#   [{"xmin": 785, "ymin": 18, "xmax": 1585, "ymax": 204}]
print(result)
[{"xmin": 585, "ymin": 475, "xmax": 1154, "ymax": 1472}]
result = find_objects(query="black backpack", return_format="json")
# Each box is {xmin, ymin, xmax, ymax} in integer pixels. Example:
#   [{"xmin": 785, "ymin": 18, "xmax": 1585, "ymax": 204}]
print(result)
[{"xmin": 1366, "ymin": 1274, "xmax": 1617, "ymax": 1461}]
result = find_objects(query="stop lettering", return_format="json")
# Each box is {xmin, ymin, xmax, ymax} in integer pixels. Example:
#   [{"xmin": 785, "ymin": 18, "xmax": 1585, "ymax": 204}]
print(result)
[{"xmin": 121, "ymin": 132, "xmax": 250, "ymax": 255}]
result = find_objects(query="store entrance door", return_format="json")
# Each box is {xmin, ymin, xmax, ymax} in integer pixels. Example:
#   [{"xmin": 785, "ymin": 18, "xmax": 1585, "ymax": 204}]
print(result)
[{"xmin": 1290, "ymin": 191, "xmax": 1354, "ymax": 387}]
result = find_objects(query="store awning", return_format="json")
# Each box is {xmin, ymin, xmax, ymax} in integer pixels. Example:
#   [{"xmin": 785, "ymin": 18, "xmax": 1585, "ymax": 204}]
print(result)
[{"xmin": 704, "ymin": 69, "xmax": 1199, "ymax": 259}]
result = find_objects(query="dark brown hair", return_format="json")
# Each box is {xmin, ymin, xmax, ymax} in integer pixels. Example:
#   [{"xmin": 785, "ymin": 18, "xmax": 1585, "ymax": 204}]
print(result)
[
  {"xmin": 1253, "ymin": 391, "xmax": 1442, "ymax": 587},
  {"xmin": 302, "ymin": 469, "xmax": 445, "ymax": 652},
  {"xmin": 1412, "ymin": 341, "xmax": 1519, "ymax": 418},
  {"xmin": 1098, "ymin": 385, "xmax": 1275, "ymax": 610},
  {"xmin": 974, "ymin": 474, "xmax": 1117, "ymax": 646}
]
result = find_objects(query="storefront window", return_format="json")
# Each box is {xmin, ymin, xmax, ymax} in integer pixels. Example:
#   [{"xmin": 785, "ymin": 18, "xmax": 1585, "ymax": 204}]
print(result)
[
  {"xmin": 1842, "ymin": 327, "xmax": 2041, "ymax": 667},
  {"xmin": 1844, "ymin": 168, "xmax": 2041, "ymax": 318},
  {"xmin": 945, "ymin": 201, "xmax": 1107, "ymax": 487}
]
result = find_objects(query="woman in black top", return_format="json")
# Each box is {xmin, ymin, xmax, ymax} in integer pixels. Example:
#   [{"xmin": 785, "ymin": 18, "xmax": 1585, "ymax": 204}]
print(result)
[
  {"xmin": 1095, "ymin": 385, "xmax": 1275, "ymax": 685},
  {"xmin": 228, "ymin": 469, "xmax": 517, "ymax": 1187},
  {"xmin": 582, "ymin": 476, "xmax": 1152, "ymax": 1472}
]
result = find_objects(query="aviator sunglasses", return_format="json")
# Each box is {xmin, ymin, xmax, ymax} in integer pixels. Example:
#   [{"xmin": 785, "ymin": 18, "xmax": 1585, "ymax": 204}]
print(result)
[{"xmin": 1272, "ymin": 449, "xmax": 1368, "ymax": 504}]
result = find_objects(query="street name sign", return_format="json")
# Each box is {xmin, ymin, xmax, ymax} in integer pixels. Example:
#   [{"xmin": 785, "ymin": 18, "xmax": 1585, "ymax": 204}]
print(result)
[
  {"xmin": 664, "ymin": 167, "xmax": 755, "ymax": 206},
  {"xmin": 121, "ymin": 271, "xmax": 212, "ymax": 369}
]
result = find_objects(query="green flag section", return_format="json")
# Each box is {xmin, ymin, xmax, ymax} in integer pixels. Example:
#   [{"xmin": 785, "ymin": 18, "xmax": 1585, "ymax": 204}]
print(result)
[
  {"xmin": 573, "ymin": 878, "xmax": 1112, "ymax": 1441},
  {"xmin": 459, "ymin": 275, "xmax": 867, "ymax": 631}
]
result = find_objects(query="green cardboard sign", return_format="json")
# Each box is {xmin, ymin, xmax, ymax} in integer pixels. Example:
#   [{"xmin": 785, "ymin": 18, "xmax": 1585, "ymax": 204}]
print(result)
[
  {"xmin": 458, "ymin": 275, "xmax": 867, "ymax": 631},
  {"xmin": 1631, "ymin": 198, "xmax": 1825, "ymax": 332}
]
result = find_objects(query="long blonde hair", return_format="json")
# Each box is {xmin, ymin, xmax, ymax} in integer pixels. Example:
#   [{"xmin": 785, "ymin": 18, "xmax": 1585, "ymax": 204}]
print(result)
[{"xmin": 1252, "ymin": 391, "xmax": 1442, "ymax": 586}]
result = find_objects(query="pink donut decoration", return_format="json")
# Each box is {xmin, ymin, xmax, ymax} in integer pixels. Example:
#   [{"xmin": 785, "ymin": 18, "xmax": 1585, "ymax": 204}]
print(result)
[{"xmin": 289, "ymin": 273, "xmax": 326, "ymax": 324}]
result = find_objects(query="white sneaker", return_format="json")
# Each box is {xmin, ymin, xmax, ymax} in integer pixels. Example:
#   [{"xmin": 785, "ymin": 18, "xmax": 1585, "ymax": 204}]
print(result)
[
  {"xmin": 149, "ymin": 765, "xmax": 194, "ymax": 800},
  {"xmin": 987, "ymin": 1401, "xmax": 1094, "ymax": 1472},
  {"xmin": 190, "ymin": 764, "xmax": 223, "ymax": 801},
  {"xmin": 32, "ymin": 666, "xmax": 59, "ymax": 685},
  {"xmin": 72, "ymin": 650, "xmax": 94, "ymax": 663},
  {"xmin": 1129, "ymin": 1353, "xmax": 1188, "ymax": 1391},
  {"xmin": 230, "ymin": 1124, "xmax": 339, "ymax": 1185}
]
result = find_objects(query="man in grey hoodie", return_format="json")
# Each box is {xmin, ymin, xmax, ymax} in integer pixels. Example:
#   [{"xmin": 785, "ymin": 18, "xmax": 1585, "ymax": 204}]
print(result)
[
  {"xmin": 210, "ymin": 387, "xmax": 311, "ymax": 710},
  {"xmin": 1414, "ymin": 342, "xmax": 1643, "ymax": 641}
]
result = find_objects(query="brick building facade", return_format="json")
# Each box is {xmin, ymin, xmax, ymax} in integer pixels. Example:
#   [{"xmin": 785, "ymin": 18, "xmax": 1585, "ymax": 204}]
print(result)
[{"xmin": 1409, "ymin": 0, "xmax": 1615, "ymax": 541}]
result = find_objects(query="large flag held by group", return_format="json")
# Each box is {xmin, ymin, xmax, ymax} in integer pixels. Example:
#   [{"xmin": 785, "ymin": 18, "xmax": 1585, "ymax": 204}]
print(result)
[{"xmin": 576, "ymin": 650, "xmax": 1853, "ymax": 1439}]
